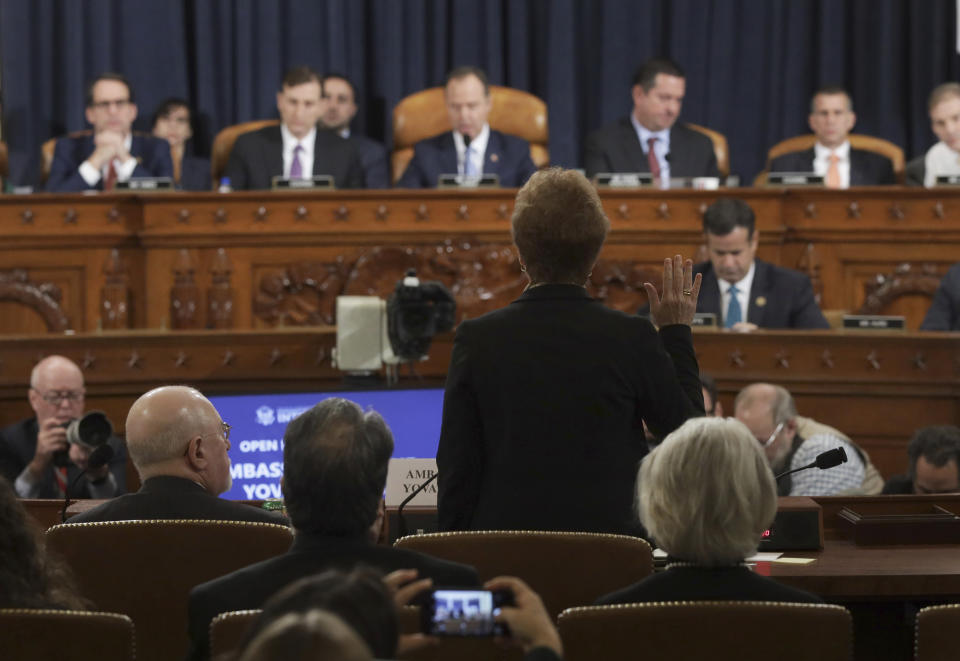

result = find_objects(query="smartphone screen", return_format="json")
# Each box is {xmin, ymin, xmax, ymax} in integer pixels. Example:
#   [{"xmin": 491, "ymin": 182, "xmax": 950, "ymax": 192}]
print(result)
[{"xmin": 423, "ymin": 588, "xmax": 508, "ymax": 636}]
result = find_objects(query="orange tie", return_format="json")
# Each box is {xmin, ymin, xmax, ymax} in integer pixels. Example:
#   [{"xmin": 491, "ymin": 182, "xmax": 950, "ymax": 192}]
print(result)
[{"xmin": 826, "ymin": 153, "xmax": 842, "ymax": 189}]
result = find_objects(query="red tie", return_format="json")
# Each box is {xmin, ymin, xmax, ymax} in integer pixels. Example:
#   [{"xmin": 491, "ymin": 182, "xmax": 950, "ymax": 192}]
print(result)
[
  {"xmin": 103, "ymin": 161, "xmax": 118, "ymax": 191},
  {"xmin": 647, "ymin": 137, "xmax": 661, "ymax": 183},
  {"xmin": 54, "ymin": 466, "xmax": 68, "ymax": 497}
]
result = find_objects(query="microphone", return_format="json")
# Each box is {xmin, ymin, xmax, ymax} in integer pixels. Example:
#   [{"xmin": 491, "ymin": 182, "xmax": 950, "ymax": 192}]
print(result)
[
  {"xmin": 396, "ymin": 472, "xmax": 438, "ymax": 539},
  {"xmin": 61, "ymin": 444, "xmax": 115, "ymax": 523},
  {"xmin": 775, "ymin": 447, "xmax": 848, "ymax": 482}
]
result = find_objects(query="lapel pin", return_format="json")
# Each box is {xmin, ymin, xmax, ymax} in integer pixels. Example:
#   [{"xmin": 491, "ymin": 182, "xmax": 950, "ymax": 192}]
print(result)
[
  {"xmin": 490, "ymin": 153, "xmax": 499, "ymax": 163},
  {"xmin": 755, "ymin": 296, "xmax": 767, "ymax": 307}
]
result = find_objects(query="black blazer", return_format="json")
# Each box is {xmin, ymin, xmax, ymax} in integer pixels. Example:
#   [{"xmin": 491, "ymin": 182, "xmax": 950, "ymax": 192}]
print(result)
[
  {"xmin": 694, "ymin": 259, "xmax": 830, "ymax": 329},
  {"xmin": 68, "ymin": 475, "xmax": 287, "ymax": 524},
  {"xmin": 596, "ymin": 565, "xmax": 822, "ymax": 605},
  {"xmin": 186, "ymin": 532, "xmax": 479, "ymax": 661},
  {"xmin": 46, "ymin": 133, "xmax": 174, "ymax": 192},
  {"xmin": 224, "ymin": 125, "xmax": 363, "ymax": 190},
  {"xmin": 921, "ymin": 261, "xmax": 960, "ymax": 330},
  {"xmin": 905, "ymin": 154, "xmax": 925, "ymax": 186},
  {"xmin": 348, "ymin": 133, "xmax": 390, "ymax": 188},
  {"xmin": 583, "ymin": 117, "xmax": 719, "ymax": 179},
  {"xmin": 0, "ymin": 418, "xmax": 128, "ymax": 498},
  {"xmin": 397, "ymin": 129, "xmax": 537, "ymax": 188},
  {"xmin": 436, "ymin": 284, "xmax": 704, "ymax": 535},
  {"xmin": 179, "ymin": 154, "xmax": 211, "ymax": 191},
  {"xmin": 769, "ymin": 147, "xmax": 896, "ymax": 185}
]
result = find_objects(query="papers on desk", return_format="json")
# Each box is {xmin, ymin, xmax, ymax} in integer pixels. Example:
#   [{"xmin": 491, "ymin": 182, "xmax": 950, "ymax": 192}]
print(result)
[{"xmin": 653, "ymin": 548, "xmax": 814, "ymax": 564}]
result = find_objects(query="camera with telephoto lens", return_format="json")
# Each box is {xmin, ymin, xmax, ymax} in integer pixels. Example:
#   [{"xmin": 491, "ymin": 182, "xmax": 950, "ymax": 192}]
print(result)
[
  {"xmin": 51, "ymin": 411, "xmax": 114, "ymax": 467},
  {"xmin": 387, "ymin": 269, "xmax": 456, "ymax": 361}
]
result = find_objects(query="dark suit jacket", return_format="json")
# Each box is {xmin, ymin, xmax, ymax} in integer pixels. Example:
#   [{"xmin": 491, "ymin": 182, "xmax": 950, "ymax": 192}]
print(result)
[
  {"xmin": 905, "ymin": 155, "xmax": 925, "ymax": 186},
  {"xmin": 921, "ymin": 261, "xmax": 960, "ymax": 330},
  {"xmin": 596, "ymin": 565, "xmax": 822, "ymax": 605},
  {"xmin": 397, "ymin": 129, "xmax": 537, "ymax": 188},
  {"xmin": 693, "ymin": 259, "xmax": 829, "ymax": 329},
  {"xmin": 186, "ymin": 532, "xmax": 479, "ymax": 661},
  {"xmin": 224, "ymin": 125, "xmax": 363, "ymax": 190},
  {"xmin": 68, "ymin": 475, "xmax": 287, "ymax": 524},
  {"xmin": 0, "ymin": 418, "xmax": 127, "ymax": 498},
  {"xmin": 769, "ymin": 147, "xmax": 896, "ymax": 185},
  {"xmin": 348, "ymin": 133, "xmax": 389, "ymax": 188},
  {"xmin": 881, "ymin": 474, "xmax": 914, "ymax": 494},
  {"xmin": 437, "ymin": 284, "xmax": 704, "ymax": 535},
  {"xmin": 583, "ymin": 117, "xmax": 719, "ymax": 179},
  {"xmin": 179, "ymin": 154, "xmax": 211, "ymax": 191},
  {"xmin": 46, "ymin": 134, "xmax": 174, "ymax": 192}
]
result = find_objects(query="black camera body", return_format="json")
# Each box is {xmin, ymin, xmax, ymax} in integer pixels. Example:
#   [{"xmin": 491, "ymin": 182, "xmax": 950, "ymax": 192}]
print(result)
[
  {"xmin": 387, "ymin": 270, "xmax": 456, "ymax": 361},
  {"xmin": 52, "ymin": 411, "xmax": 114, "ymax": 467}
]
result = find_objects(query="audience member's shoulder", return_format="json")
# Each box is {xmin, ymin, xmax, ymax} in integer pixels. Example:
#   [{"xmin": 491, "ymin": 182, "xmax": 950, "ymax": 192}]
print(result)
[
  {"xmin": 587, "ymin": 116, "xmax": 630, "ymax": 141},
  {"xmin": 392, "ymin": 545, "xmax": 479, "ymax": 584},
  {"xmin": 493, "ymin": 129, "xmax": 532, "ymax": 149}
]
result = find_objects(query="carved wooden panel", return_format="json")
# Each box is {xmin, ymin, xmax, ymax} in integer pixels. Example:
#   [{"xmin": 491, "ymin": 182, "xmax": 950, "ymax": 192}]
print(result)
[{"xmin": 0, "ymin": 269, "xmax": 69, "ymax": 332}]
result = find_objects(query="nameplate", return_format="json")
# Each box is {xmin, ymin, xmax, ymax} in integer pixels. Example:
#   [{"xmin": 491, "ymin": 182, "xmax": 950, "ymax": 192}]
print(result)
[
  {"xmin": 437, "ymin": 173, "xmax": 500, "ymax": 189},
  {"xmin": 935, "ymin": 175, "xmax": 960, "ymax": 186},
  {"xmin": 385, "ymin": 458, "xmax": 438, "ymax": 507},
  {"xmin": 767, "ymin": 172, "xmax": 825, "ymax": 186},
  {"xmin": 691, "ymin": 312, "xmax": 717, "ymax": 327},
  {"xmin": 115, "ymin": 177, "xmax": 174, "ymax": 191},
  {"xmin": 594, "ymin": 172, "xmax": 654, "ymax": 188},
  {"xmin": 271, "ymin": 175, "xmax": 335, "ymax": 190},
  {"xmin": 842, "ymin": 314, "xmax": 905, "ymax": 330}
]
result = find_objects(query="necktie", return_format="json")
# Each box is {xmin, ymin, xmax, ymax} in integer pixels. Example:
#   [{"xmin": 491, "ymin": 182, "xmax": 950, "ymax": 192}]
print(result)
[
  {"xmin": 54, "ymin": 466, "xmax": 68, "ymax": 497},
  {"xmin": 290, "ymin": 144, "xmax": 303, "ymax": 179},
  {"xmin": 647, "ymin": 137, "xmax": 661, "ymax": 183},
  {"xmin": 103, "ymin": 161, "xmax": 117, "ymax": 191},
  {"xmin": 826, "ymin": 153, "xmax": 841, "ymax": 189},
  {"xmin": 464, "ymin": 145, "xmax": 477, "ymax": 176},
  {"xmin": 726, "ymin": 284, "xmax": 742, "ymax": 328}
]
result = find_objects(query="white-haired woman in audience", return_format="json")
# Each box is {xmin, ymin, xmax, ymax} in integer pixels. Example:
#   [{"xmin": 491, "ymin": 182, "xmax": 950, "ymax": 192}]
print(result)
[{"xmin": 597, "ymin": 417, "xmax": 821, "ymax": 604}]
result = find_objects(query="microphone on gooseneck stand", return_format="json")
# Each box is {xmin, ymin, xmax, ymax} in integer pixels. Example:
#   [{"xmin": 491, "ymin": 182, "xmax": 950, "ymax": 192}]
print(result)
[
  {"xmin": 60, "ymin": 444, "xmax": 115, "ymax": 523},
  {"xmin": 396, "ymin": 472, "xmax": 439, "ymax": 539},
  {"xmin": 775, "ymin": 447, "xmax": 848, "ymax": 482}
]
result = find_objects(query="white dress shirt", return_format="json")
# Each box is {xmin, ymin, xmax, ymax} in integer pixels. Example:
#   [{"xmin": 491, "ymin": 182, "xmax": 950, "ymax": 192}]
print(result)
[
  {"xmin": 812, "ymin": 140, "xmax": 851, "ymax": 188},
  {"xmin": 79, "ymin": 133, "xmax": 138, "ymax": 187},
  {"xmin": 718, "ymin": 261, "xmax": 756, "ymax": 326},
  {"xmin": 281, "ymin": 124, "xmax": 316, "ymax": 179},
  {"xmin": 453, "ymin": 124, "xmax": 489, "ymax": 176},
  {"xmin": 923, "ymin": 141, "xmax": 960, "ymax": 187},
  {"xmin": 631, "ymin": 114, "xmax": 671, "ymax": 188}
]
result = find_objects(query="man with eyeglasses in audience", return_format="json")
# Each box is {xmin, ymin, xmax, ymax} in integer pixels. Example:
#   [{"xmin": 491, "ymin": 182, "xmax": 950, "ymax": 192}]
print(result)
[
  {"xmin": 46, "ymin": 72, "xmax": 173, "ymax": 192},
  {"xmin": 0, "ymin": 355, "xmax": 127, "ymax": 499},
  {"xmin": 69, "ymin": 385, "xmax": 282, "ymax": 524}
]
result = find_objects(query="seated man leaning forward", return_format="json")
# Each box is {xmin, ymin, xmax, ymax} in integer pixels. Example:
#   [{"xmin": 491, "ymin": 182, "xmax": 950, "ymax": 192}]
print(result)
[
  {"xmin": 46, "ymin": 72, "xmax": 173, "ymax": 192},
  {"xmin": 597, "ymin": 416, "xmax": 820, "ymax": 605},
  {"xmin": 734, "ymin": 383, "xmax": 869, "ymax": 497},
  {"xmin": 224, "ymin": 65, "xmax": 363, "ymax": 190},
  {"xmin": 920, "ymin": 260, "xmax": 960, "ymax": 331},
  {"xmin": 397, "ymin": 65, "xmax": 537, "ymax": 188},
  {"xmin": 883, "ymin": 425, "xmax": 960, "ymax": 495},
  {"xmin": 186, "ymin": 398, "xmax": 478, "ymax": 661},
  {"xmin": 69, "ymin": 386, "xmax": 283, "ymax": 524}
]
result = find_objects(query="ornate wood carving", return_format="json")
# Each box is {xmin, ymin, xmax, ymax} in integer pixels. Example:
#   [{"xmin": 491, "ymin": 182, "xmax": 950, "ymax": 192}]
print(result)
[
  {"xmin": 207, "ymin": 248, "xmax": 234, "ymax": 329},
  {"xmin": 587, "ymin": 260, "xmax": 658, "ymax": 313},
  {"xmin": 100, "ymin": 249, "xmax": 130, "ymax": 330},
  {"xmin": 795, "ymin": 243, "xmax": 823, "ymax": 304},
  {"xmin": 254, "ymin": 258, "xmax": 350, "ymax": 326},
  {"xmin": 858, "ymin": 263, "xmax": 940, "ymax": 315},
  {"xmin": 170, "ymin": 249, "xmax": 201, "ymax": 329},
  {"xmin": 0, "ymin": 270, "xmax": 69, "ymax": 332}
]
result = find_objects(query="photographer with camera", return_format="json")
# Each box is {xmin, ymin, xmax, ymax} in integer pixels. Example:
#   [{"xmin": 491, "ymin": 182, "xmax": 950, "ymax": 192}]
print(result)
[{"xmin": 0, "ymin": 355, "xmax": 126, "ymax": 499}]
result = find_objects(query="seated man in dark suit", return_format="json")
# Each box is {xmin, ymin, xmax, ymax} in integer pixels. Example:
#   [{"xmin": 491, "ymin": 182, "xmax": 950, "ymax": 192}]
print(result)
[
  {"xmin": 397, "ymin": 65, "xmax": 536, "ymax": 188},
  {"xmin": 46, "ymin": 72, "xmax": 173, "ymax": 192},
  {"xmin": 692, "ymin": 198, "xmax": 829, "ymax": 330},
  {"xmin": 769, "ymin": 86, "xmax": 895, "ymax": 187},
  {"xmin": 224, "ymin": 65, "xmax": 363, "ymax": 190},
  {"xmin": 0, "ymin": 355, "xmax": 126, "ymax": 499},
  {"xmin": 583, "ymin": 57, "xmax": 719, "ymax": 187},
  {"xmin": 320, "ymin": 73, "xmax": 389, "ymax": 188},
  {"xmin": 907, "ymin": 83, "xmax": 960, "ymax": 186},
  {"xmin": 151, "ymin": 97, "xmax": 211, "ymax": 191},
  {"xmin": 186, "ymin": 397, "xmax": 478, "ymax": 661},
  {"xmin": 69, "ymin": 385, "xmax": 282, "ymax": 525},
  {"xmin": 883, "ymin": 425, "xmax": 960, "ymax": 495},
  {"xmin": 921, "ymin": 261, "xmax": 960, "ymax": 330}
]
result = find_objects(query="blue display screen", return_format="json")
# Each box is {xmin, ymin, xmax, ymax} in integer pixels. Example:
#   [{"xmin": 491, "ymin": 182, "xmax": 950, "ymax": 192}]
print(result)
[{"xmin": 209, "ymin": 388, "xmax": 445, "ymax": 500}]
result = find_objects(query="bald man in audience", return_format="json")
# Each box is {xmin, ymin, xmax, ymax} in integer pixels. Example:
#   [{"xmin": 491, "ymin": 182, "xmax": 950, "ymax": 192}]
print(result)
[
  {"xmin": 69, "ymin": 386, "xmax": 282, "ymax": 524},
  {"xmin": 0, "ymin": 355, "xmax": 126, "ymax": 499}
]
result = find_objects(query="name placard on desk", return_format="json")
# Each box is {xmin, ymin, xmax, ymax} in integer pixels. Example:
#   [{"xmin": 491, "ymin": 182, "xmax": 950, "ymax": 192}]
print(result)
[
  {"xmin": 691, "ymin": 312, "xmax": 718, "ymax": 327},
  {"xmin": 271, "ymin": 175, "xmax": 335, "ymax": 190},
  {"xmin": 385, "ymin": 458, "xmax": 437, "ymax": 507},
  {"xmin": 116, "ymin": 177, "xmax": 174, "ymax": 191},
  {"xmin": 936, "ymin": 175, "xmax": 960, "ymax": 186},
  {"xmin": 842, "ymin": 314, "xmax": 905, "ymax": 330},
  {"xmin": 437, "ymin": 173, "xmax": 500, "ymax": 188},
  {"xmin": 594, "ymin": 172, "xmax": 654, "ymax": 188},
  {"xmin": 767, "ymin": 172, "xmax": 825, "ymax": 187}
]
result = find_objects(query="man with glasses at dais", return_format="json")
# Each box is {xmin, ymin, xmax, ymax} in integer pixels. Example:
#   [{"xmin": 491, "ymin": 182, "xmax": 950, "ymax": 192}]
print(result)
[
  {"xmin": 0, "ymin": 355, "xmax": 127, "ymax": 499},
  {"xmin": 46, "ymin": 71, "xmax": 173, "ymax": 192}
]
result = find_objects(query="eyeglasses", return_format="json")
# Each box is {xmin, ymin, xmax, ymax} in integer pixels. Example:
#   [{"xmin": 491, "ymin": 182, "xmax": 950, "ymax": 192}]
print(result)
[
  {"xmin": 184, "ymin": 421, "xmax": 231, "ymax": 456},
  {"xmin": 32, "ymin": 388, "xmax": 85, "ymax": 405},
  {"xmin": 760, "ymin": 421, "xmax": 785, "ymax": 448},
  {"xmin": 90, "ymin": 99, "xmax": 131, "ymax": 111}
]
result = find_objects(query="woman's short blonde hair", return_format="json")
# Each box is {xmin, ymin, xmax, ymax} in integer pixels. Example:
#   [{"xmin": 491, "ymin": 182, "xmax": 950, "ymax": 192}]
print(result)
[
  {"xmin": 510, "ymin": 168, "xmax": 610, "ymax": 284},
  {"xmin": 637, "ymin": 417, "xmax": 777, "ymax": 566}
]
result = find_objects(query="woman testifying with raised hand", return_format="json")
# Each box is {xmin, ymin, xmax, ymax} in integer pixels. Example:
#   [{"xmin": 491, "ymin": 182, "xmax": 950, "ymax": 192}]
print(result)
[{"xmin": 437, "ymin": 167, "xmax": 704, "ymax": 536}]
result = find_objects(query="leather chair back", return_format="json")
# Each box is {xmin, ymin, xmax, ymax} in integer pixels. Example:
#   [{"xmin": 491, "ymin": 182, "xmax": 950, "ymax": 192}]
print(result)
[
  {"xmin": 687, "ymin": 122, "xmax": 730, "ymax": 179},
  {"xmin": 210, "ymin": 119, "xmax": 281, "ymax": 185},
  {"xmin": 392, "ymin": 86, "xmax": 548, "ymax": 184},
  {"xmin": 915, "ymin": 604, "xmax": 960, "ymax": 661},
  {"xmin": 210, "ymin": 609, "xmax": 261, "ymax": 659},
  {"xmin": 0, "ymin": 608, "xmax": 135, "ymax": 661},
  {"xmin": 46, "ymin": 519, "xmax": 293, "ymax": 661}
]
